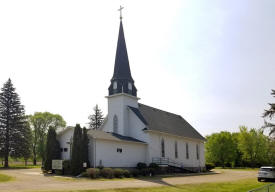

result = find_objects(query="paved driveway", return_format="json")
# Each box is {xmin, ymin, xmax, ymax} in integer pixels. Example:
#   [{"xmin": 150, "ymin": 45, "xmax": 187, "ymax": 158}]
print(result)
[{"xmin": 0, "ymin": 168, "xmax": 258, "ymax": 192}]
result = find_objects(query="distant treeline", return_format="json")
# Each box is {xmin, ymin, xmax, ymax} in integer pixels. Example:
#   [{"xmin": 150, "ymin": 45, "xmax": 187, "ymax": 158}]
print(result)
[{"xmin": 205, "ymin": 126, "xmax": 275, "ymax": 167}]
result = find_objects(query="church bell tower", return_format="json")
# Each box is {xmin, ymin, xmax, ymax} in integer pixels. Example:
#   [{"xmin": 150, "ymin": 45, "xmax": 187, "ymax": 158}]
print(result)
[
  {"xmin": 105, "ymin": 7, "xmax": 139, "ymax": 136},
  {"xmin": 108, "ymin": 16, "xmax": 137, "ymax": 97}
]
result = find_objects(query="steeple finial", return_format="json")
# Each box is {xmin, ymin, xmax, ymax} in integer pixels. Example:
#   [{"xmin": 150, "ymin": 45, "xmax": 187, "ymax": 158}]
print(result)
[{"xmin": 118, "ymin": 5, "xmax": 124, "ymax": 20}]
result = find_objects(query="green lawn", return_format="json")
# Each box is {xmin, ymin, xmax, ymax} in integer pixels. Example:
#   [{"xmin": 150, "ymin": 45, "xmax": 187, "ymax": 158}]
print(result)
[
  {"xmin": 0, "ymin": 173, "xmax": 13, "ymax": 182},
  {"xmin": 0, "ymin": 164, "xmax": 41, "ymax": 169},
  {"xmin": 46, "ymin": 178, "xmax": 270, "ymax": 192}
]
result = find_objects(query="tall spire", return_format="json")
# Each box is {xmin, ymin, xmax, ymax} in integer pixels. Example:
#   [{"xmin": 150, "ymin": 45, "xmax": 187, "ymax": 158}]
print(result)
[
  {"xmin": 108, "ymin": 8, "xmax": 137, "ymax": 97},
  {"xmin": 112, "ymin": 21, "xmax": 133, "ymax": 81}
]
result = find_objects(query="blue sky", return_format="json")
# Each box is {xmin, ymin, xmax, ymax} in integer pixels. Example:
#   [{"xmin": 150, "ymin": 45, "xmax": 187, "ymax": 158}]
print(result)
[{"xmin": 0, "ymin": 0, "xmax": 274, "ymax": 136}]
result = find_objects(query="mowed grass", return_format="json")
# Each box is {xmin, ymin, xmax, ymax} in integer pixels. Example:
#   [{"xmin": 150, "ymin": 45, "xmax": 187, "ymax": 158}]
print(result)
[
  {"xmin": 0, "ymin": 173, "xmax": 13, "ymax": 182},
  {"xmin": 46, "ymin": 178, "xmax": 269, "ymax": 192},
  {"xmin": 0, "ymin": 164, "xmax": 41, "ymax": 169}
]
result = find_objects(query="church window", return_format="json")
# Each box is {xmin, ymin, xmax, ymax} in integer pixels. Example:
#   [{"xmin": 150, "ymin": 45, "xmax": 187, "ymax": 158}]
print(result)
[
  {"xmin": 186, "ymin": 143, "xmax": 189, "ymax": 159},
  {"xmin": 64, "ymin": 148, "xmax": 68, "ymax": 152},
  {"xmin": 113, "ymin": 81, "xmax": 117, "ymax": 89},
  {"xmin": 60, "ymin": 148, "xmax": 63, "ymax": 152},
  {"xmin": 175, "ymin": 141, "xmax": 178, "ymax": 159},
  {"xmin": 161, "ymin": 138, "xmax": 165, "ymax": 157},
  {"xmin": 117, "ymin": 148, "xmax": 122, "ymax": 153},
  {"xmin": 128, "ymin": 82, "xmax": 132, "ymax": 90},
  {"xmin": 196, "ymin": 144, "xmax": 200, "ymax": 160},
  {"xmin": 113, "ymin": 115, "xmax": 118, "ymax": 133}
]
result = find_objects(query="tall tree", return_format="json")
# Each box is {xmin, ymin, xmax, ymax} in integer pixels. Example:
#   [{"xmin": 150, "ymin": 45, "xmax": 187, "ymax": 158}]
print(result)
[
  {"xmin": 88, "ymin": 104, "xmax": 104, "ymax": 129},
  {"xmin": 238, "ymin": 126, "xmax": 269, "ymax": 167},
  {"xmin": 29, "ymin": 112, "xmax": 66, "ymax": 165},
  {"xmin": 11, "ymin": 119, "xmax": 33, "ymax": 166},
  {"xmin": 81, "ymin": 127, "xmax": 89, "ymax": 168},
  {"xmin": 71, "ymin": 124, "xmax": 83, "ymax": 175},
  {"xmin": 0, "ymin": 79, "xmax": 28, "ymax": 168},
  {"xmin": 263, "ymin": 89, "xmax": 275, "ymax": 137},
  {"xmin": 44, "ymin": 127, "xmax": 60, "ymax": 171},
  {"xmin": 205, "ymin": 131, "xmax": 237, "ymax": 167}
]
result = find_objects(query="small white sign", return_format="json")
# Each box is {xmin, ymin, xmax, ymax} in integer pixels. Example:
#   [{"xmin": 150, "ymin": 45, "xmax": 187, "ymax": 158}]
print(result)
[
  {"xmin": 83, "ymin": 162, "xmax": 87, "ymax": 168},
  {"xmin": 52, "ymin": 160, "xmax": 63, "ymax": 170}
]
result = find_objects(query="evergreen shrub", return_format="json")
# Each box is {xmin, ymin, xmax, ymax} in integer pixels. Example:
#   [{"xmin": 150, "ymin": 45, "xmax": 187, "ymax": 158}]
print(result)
[
  {"xmin": 131, "ymin": 169, "xmax": 141, "ymax": 177},
  {"xmin": 63, "ymin": 160, "xmax": 71, "ymax": 175},
  {"xmin": 136, "ymin": 162, "xmax": 147, "ymax": 170},
  {"xmin": 87, "ymin": 168, "xmax": 100, "ymax": 179},
  {"xmin": 123, "ymin": 169, "xmax": 131, "ymax": 178},
  {"xmin": 206, "ymin": 163, "xmax": 215, "ymax": 171},
  {"xmin": 100, "ymin": 168, "xmax": 114, "ymax": 178},
  {"xmin": 113, "ymin": 168, "xmax": 124, "ymax": 178}
]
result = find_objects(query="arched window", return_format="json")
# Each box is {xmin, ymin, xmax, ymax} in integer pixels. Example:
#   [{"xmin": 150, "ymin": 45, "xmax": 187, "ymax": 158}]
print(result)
[
  {"xmin": 196, "ymin": 144, "xmax": 200, "ymax": 160},
  {"xmin": 175, "ymin": 141, "xmax": 178, "ymax": 159},
  {"xmin": 161, "ymin": 138, "xmax": 165, "ymax": 157},
  {"xmin": 186, "ymin": 143, "xmax": 189, "ymax": 159},
  {"xmin": 113, "ymin": 81, "xmax": 117, "ymax": 89},
  {"xmin": 113, "ymin": 115, "xmax": 118, "ymax": 133}
]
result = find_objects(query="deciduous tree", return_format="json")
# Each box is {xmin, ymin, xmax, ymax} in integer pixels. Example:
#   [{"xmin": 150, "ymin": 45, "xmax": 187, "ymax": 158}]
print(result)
[
  {"xmin": 29, "ymin": 112, "xmax": 66, "ymax": 165},
  {"xmin": 238, "ymin": 126, "xmax": 269, "ymax": 167},
  {"xmin": 205, "ymin": 131, "xmax": 237, "ymax": 167}
]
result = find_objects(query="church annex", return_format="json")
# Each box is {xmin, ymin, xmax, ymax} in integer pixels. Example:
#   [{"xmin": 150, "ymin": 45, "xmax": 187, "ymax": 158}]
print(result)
[{"xmin": 58, "ymin": 17, "xmax": 206, "ymax": 171}]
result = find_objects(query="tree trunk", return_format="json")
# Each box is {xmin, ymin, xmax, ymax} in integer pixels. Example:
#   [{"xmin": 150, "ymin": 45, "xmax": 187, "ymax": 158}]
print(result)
[
  {"xmin": 33, "ymin": 146, "xmax": 37, "ymax": 165},
  {"xmin": 4, "ymin": 154, "xmax": 8, "ymax": 168},
  {"xmin": 25, "ymin": 159, "xmax": 27, "ymax": 166},
  {"xmin": 33, "ymin": 158, "xmax": 36, "ymax": 166}
]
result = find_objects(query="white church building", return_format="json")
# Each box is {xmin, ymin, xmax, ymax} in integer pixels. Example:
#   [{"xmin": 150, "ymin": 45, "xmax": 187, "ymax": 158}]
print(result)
[{"xmin": 58, "ymin": 19, "xmax": 206, "ymax": 172}]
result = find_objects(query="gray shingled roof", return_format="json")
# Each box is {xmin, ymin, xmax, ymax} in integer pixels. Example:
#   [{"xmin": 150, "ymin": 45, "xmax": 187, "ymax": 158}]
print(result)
[
  {"xmin": 137, "ymin": 103, "xmax": 205, "ymax": 141},
  {"xmin": 87, "ymin": 129, "xmax": 145, "ymax": 143}
]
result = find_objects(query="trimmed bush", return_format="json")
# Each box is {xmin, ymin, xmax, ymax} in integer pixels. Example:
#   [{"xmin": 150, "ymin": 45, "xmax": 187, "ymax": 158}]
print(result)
[
  {"xmin": 87, "ymin": 168, "xmax": 100, "ymax": 179},
  {"xmin": 131, "ymin": 169, "xmax": 141, "ymax": 177},
  {"xmin": 149, "ymin": 163, "xmax": 159, "ymax": 169},
  {"xmin": 63, "ymin": 160, "xmax": 71, "ymax": 175},
  {"xmin": 113, "ymin": 168, "xmax": 124, "ymax": 178},
  {"xmin": 136, "ymin": 162, "xmax": 147, "ymax": 170},
  {"xmin": 123, "ymin": 169, "xmax": 131, "ymax": 178},
  {"xmin": 140, "ymin": 168, "xmax": 150, "ymax": 176},
  {"xmin": 206, "ymin": 163, "xmax": 215, "ymax": 171},
  {"xmin": 100, "ymin": 168, "xmax": 114, "ymax": 179}
]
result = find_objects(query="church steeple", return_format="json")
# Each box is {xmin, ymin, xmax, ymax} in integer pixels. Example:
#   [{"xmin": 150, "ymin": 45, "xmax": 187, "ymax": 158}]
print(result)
[{"xmin": 108, "ymin": 17, "xmax": 137, "ymax": 97}]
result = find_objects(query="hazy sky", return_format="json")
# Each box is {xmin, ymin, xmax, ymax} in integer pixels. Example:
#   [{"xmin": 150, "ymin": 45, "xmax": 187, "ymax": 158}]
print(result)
[{"xmin": 0, "ymin": 0, "xmax": 274, "ymax": 136}]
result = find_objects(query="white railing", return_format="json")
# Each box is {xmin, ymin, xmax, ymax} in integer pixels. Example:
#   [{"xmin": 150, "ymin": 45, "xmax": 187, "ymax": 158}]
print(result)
[{"xmin": 152, "ymin": 157, "xmax": 183, "ymax": 168}]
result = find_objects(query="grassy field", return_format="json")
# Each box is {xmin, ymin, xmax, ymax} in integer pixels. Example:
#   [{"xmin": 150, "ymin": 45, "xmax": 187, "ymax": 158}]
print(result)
[
  {"xmin": 45, "ymin": 178, "xmax": 269, "ymax": 192},
  {"xmin": 0, "ymin": 164, "xmax": 41, "ymax": 169},
  {"xmin": 0, "ymin": 173, "xmax": 13, "ymax": 182},
  {"xmin": 0, "ymin": 160, "xmax": 41, "ymax": 169}
]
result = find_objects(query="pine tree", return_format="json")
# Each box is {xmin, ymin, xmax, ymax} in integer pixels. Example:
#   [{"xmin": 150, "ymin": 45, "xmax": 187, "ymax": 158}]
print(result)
[
  {"xmin": 11, "ymin": 120, "xmax": 33, "ymax": 166},
  {"xmin": 263, "ymin": 89, "xmax": 275, "ymax": 137},
  {"xmin": 44, "ymin": 127, "xmax": 60, "ymax": 171},
  {"xmin": 81, "ymin": 127, "xmax": 90, "ymax": 169},
  {"xmin": 71, "ymin": 124, "xmax": 83, "ymax": 175},
  {"xmin": 88, "ymin": 104, "xmax": 104, "ymax": 129},
  {"xmin": 0, "ymin": 79, "xmax": 27, "ymax": 168}
]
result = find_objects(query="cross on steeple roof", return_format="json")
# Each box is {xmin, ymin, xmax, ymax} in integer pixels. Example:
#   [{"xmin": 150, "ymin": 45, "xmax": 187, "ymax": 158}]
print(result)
[{"xmin": 118, "ymin": 5, "xmax": 124, "ymax": 20}]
